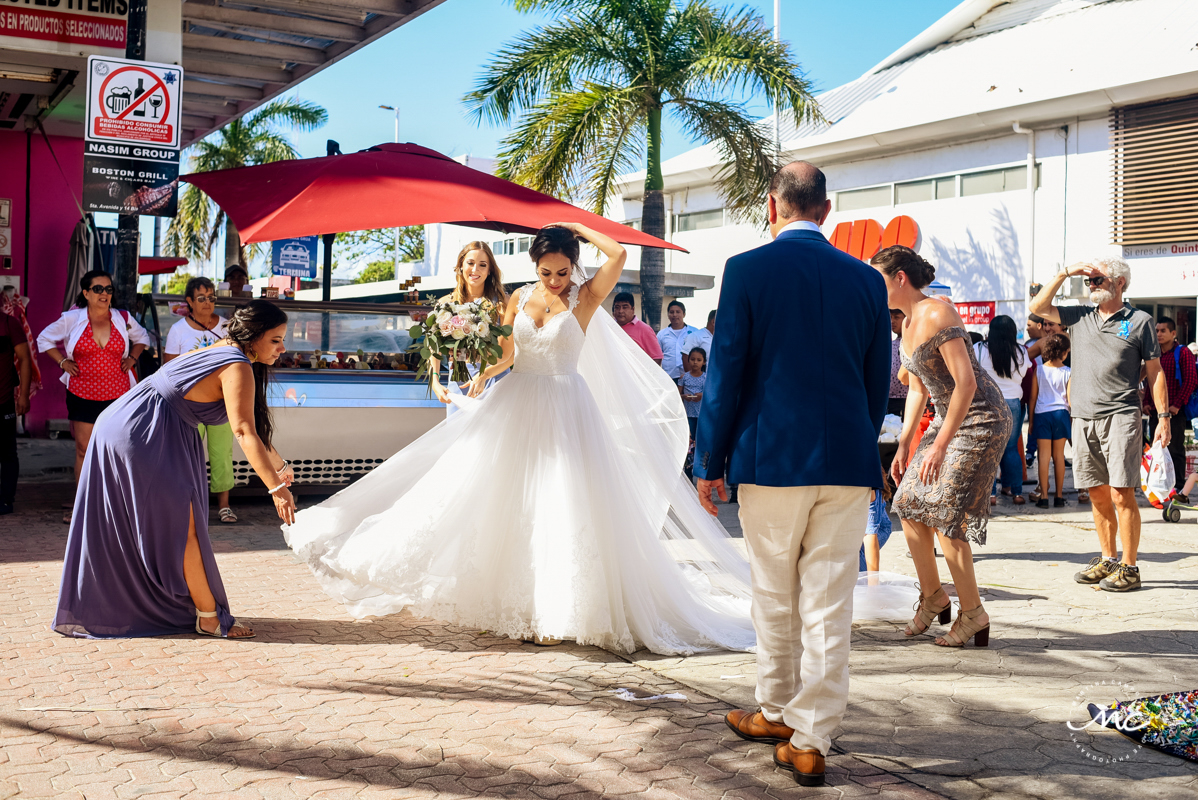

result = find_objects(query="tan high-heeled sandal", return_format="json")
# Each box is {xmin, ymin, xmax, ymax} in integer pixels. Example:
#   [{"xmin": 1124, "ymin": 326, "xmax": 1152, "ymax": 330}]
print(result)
[
  {"xmin": 935, "ymin": 603, "xmax": 989, "ymax": 647},
  {"xmin": 904, "ymin": 585, "xmax": 951, "ymax": 636}
]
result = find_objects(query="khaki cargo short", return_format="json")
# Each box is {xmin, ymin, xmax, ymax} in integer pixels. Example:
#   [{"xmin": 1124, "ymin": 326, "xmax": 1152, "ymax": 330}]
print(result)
[{"xmin": 1072, "ymin": 411, "xmax": 1142, "ymax": 490}]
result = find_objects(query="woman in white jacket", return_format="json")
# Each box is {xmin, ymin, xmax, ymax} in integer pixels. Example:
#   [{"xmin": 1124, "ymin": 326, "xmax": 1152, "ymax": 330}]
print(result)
[{"xmin": 38, "ymin": 270, "xmax": 152, "ymax": 519}]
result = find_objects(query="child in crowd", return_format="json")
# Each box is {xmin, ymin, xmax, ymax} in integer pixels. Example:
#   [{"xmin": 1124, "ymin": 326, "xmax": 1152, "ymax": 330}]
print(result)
[
  {"xmin": 860, "ymin": 470, "xmax": 893, "ymax": 572},
  {"xmin": 678, "ymin": 347, "xmax": 706, "ymax": 478},
  {"xmin": 1028, "ymin": 333, "xmax": 1071, "ymax": 508}
]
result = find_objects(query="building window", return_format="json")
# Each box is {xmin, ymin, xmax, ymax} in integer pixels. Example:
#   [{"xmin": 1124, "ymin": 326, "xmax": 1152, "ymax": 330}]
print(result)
[
  {"xmin": 836, "ymin": 185, "xmax": 891, "ymax": 211},
  {"xmin": 960, "ymin": 165, "xmax": 1039, "ymax": 197},
  {"xmin": 1112, "ymin": 94, "xmax": 1198, "ymax": 245},
  {"xmin": 935, "ymin": 177, "xmax": 956, "ymax": 199},
  {"xmin": 673, "ymin": 209, "xmax": 723, "ymax": 232},
  {"xmin": 623, "ymin": 218, "xmax": 642, "ymax": 230},
  {"xmin": 895, "ymin": 180, "xmax": 934, "ymax": 204},
  {"xmin": 517, "ymin": 236, "xmax": 531, "ymax": 253}
]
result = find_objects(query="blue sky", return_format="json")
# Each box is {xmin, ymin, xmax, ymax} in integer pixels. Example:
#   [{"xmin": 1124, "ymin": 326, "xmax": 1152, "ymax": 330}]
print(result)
[
  {"xmin": 286, "ymin": 0, "xmax": 960, "ymax": 163},
  {"xmin": 139, "ymin": 0, "xmax": 960, "ymax": 276}
]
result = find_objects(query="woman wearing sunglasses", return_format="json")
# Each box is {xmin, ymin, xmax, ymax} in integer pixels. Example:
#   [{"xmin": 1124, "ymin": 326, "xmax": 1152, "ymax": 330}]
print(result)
[{"xmin": 37, "ymin": 269, "xmax": 152, "ymax": 520}]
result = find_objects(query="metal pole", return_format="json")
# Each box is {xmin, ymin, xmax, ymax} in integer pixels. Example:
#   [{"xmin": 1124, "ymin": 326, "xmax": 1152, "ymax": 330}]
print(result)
[
  {"xmin": 381, "ymin": 104, "xmax": 401, "ymax": 278},
  {"xmin": 773, "ymin": 0, "xmax": 781, "ymax": 150},
  {"xmin": 151, "ymin": 216, "xmax": 161, "ymax": 294},
  {"xmin": 114, "ymin": 0, "xmax": 148, "ymax": 311},
  {"xmin": 321, "ymin": 139, "xmax": 341, "ymax": 351}
]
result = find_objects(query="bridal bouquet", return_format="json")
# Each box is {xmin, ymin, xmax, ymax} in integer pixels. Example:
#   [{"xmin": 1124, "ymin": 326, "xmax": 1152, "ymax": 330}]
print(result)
[{"xmin": 407, "ymin": 298, "xmax": 512, "ymax": 388}]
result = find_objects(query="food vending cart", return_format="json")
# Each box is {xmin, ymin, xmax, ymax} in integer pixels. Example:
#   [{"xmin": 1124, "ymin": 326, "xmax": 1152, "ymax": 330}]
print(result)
[{"xmin": 147, "ymin": 294, "xmax": 444, "ymax": 491}]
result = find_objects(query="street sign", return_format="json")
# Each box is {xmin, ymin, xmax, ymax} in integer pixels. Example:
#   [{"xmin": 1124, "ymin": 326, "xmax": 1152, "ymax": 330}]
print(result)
[
  {"xmin": 83, "ymin": 56, "xmax": 182, "ymax": 217},
  {"xmin": 271, "ymin": 237, "xmax": 319, "ymax": 279},
  {"xmin": 85, "ymin": 55, "xmax": 182, "ymax": 149}
]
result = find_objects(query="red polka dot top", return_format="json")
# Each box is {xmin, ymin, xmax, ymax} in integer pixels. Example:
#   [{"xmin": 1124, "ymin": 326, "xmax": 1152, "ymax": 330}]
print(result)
[{"xmin": 70, "ymin": 319, "xmax": 129, "ymax": 401}]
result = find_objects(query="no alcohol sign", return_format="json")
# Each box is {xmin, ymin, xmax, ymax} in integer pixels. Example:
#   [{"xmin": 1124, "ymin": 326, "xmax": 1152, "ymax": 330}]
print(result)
[
  {"xmin": 85, "ymin": 55, "xmax": 182, "ymax": 149},
  {"xmin": 83, "ymin": 55, "xmax": 184, "ymax": 216}
]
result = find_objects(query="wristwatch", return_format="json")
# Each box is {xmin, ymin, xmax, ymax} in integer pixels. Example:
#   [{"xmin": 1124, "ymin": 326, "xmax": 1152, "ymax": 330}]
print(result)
[{"xmin": 1159, "ymin": 411, "xmax": 1173, "ymax": 419}]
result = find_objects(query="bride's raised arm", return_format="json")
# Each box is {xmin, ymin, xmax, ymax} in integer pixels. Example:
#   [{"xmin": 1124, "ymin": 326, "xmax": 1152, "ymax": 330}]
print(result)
[{"xmin": 547, "ymin": 222, "xmax": 626, "ymax": 328}]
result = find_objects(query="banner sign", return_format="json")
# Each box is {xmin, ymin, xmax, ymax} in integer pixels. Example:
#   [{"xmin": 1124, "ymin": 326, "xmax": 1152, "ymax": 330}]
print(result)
[
  {"xmin": 84, "ymin": 56, "xmax": 182, "ymax": 217},
  {"xmin": 83, "ymin": 143, "xmax": 179, "ymax": 216},
  {"xmin": 955, "ymin": 301, "xmax": 996, "ymax": 325},
  {"xmin": 271, "ymin": 237, "xmax": 318, "ymax": 279},
  {"xmin": 0, "ymin": 3, "xmax": 127, "ymax": 51}
]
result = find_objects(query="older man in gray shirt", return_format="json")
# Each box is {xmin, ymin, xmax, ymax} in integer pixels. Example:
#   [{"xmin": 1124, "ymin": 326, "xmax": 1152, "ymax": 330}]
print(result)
[{"xmin": 1030, "ymin": 257, "xmax": 1167, "ymax": 593}]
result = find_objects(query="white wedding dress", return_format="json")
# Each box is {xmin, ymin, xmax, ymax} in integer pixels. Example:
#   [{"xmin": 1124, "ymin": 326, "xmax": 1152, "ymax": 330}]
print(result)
[{"xmin": 283, "ymin": 273, "xmax": 756, "ymax": 655}]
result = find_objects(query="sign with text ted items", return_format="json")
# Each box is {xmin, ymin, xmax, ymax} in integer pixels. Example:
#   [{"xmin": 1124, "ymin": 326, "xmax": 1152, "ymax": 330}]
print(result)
[{"xmin": 0, "ymin": 1, "xmax": 127, "ymax": 54}]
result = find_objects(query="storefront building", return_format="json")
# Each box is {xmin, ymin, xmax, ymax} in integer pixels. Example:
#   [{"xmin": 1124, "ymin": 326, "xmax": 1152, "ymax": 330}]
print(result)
[
  {"xmin": 611, "ymin": 0, "xmax": 1198, "ymax": 337},
  {"xmin": 1, "ymin": 0, "xmax": 445, "ymax": 435}
]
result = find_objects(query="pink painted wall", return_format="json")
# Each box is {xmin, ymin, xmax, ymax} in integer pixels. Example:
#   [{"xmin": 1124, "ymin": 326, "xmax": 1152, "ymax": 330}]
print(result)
[{"xmin": 0, "ymin": 131, "xmax": 85, "ymax": 437}]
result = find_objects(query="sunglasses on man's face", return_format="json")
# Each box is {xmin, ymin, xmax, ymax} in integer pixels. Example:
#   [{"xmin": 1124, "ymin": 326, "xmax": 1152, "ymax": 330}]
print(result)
[
  {"xmin": 1082, "ymin": 276, "xmax": 1108, "ymax": 287},
  {"xmin": 88, "ymin": 285, "xmax": 115, "ymax": 295}
]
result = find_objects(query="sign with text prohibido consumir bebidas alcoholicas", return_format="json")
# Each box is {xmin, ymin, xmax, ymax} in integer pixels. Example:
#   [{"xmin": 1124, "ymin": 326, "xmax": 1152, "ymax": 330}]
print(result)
[{"xmin": 84, "ymin": 55, "xmax": 182, "ymax": 217}]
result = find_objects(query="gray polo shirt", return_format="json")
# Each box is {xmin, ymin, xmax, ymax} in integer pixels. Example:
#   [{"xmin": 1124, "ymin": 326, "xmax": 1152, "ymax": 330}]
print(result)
[{"xmin": 1058, "ymin": 303, "xmax": 1158, "ymax": 419}]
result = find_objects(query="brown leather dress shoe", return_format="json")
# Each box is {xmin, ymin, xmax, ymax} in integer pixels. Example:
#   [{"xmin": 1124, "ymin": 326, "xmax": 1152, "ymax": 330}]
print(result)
[
  {"xmin": 773, "ymin": 742, "xmax": 826, "ymax": 787},
  {"xmin": 724, "ymin": 709, "xmax": 794, "ymax": 745}
]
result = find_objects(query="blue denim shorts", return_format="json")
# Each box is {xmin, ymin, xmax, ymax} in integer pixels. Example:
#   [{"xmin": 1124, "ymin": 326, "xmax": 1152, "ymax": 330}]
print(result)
[
  {"xmin": 860, "ymin": 492, "xmax": 893, "ymax": 572},
  {"xmin": 1032, "ymin": 409, "xmax": 1071, "ymax": 441}
]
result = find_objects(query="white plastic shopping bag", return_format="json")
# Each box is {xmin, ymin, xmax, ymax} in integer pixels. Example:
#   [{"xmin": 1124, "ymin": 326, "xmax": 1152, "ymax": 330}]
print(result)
[{"xmin": 1141, "ymin": 441, "xmax": 1175, "ymax": 509}]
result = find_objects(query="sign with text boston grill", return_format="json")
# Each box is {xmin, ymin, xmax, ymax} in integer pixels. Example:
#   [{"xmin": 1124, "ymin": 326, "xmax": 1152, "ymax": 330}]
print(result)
[{"xmin": 83, "ymin": 55, "xmax": 183, "ymax": 216}]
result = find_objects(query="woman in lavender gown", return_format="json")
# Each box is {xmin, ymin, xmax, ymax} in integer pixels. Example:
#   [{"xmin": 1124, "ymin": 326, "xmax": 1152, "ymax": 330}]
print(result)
[{"xmin": 53, "ymin": 301, "xmax": 297, "ymax": 639}]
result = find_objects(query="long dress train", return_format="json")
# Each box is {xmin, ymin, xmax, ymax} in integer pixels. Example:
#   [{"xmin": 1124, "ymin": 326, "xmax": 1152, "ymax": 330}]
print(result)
[
  {"xmin": 285, "ymin": 280, "xmax": 756, "ymax": 655},
  {"xmin": 54, "ymin": 345, "xmax": 250, "ymax": 638}
]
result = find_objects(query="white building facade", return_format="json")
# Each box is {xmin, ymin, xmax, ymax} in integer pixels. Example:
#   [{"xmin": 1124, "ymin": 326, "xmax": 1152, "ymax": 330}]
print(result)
[{"xmin": 611, "ymin": 0, "xmax": 1198, "ymax": 338}]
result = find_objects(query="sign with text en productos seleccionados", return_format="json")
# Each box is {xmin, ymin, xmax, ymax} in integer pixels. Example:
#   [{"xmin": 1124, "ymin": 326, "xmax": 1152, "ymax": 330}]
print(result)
[{"xmin": 83, "ymin": 55, "xmax": 182, "ymax": 217}]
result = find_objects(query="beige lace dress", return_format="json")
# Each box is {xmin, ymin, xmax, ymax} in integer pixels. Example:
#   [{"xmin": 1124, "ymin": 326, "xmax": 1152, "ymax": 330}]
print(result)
[{"xmin": 896, "ymin": 327, "xmax": 1012, "ymax": 544}]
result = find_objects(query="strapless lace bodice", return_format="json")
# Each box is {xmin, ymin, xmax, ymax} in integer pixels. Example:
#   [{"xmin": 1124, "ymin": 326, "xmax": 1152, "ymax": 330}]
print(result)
[{"xmin": 511, "ymin": 284, "xmax": 585, "ymax": 376}]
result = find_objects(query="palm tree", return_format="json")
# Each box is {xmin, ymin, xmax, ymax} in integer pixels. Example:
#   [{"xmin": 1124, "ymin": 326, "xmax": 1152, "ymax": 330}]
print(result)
[
  {"xmin": 166, "ymin": 98, "xmax": 328, "ymax": 272},
  {"xmin": 466, "ymin": 0, "xmax": 820, "ymax": 329}
]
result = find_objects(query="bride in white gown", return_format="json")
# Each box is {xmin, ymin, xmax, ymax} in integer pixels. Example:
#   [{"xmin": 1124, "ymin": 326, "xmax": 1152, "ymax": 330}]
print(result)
[{"xmin": 284, "ymin": 223, "xmax": 756, "ymax": 655}]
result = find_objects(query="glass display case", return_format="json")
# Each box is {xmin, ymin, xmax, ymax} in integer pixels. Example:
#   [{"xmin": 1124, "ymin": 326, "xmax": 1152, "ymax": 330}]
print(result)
[{"xmin": 146, "ymin": 295, "xmax": 447, "ymax": 490}]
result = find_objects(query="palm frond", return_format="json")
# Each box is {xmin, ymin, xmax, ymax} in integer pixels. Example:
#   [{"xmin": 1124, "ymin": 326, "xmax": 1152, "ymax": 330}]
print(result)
[
  {"xmin": 246, "ymin": 98, "xmax": 328, "ymax": 133},
  {"xmin": 464, "ymin": 17, "xmax": 628, "ymax": 125},
  {"xmin": 670, "ymin": 97, "xmax": 778, "ymax": 226},
  {"xmin": 495, "ymin": 84, "xmax": 646, "ymax": 204},
  {"xmin": 673, "ymin": 1, "xmax": 823, "ymax": 129},
  {"xmin": 163, "ymin": 183, "xmax": 213, "ymax": 261}
]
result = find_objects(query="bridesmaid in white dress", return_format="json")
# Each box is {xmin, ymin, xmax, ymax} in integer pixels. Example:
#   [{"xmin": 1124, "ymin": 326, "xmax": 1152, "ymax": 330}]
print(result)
[
  {"xmin": 284, "ymin": 223, "xmax": 755, "ymax": 655},
  {"xmin": 428, "ymin": 241, "xmax": 510, "ymax": 413}
]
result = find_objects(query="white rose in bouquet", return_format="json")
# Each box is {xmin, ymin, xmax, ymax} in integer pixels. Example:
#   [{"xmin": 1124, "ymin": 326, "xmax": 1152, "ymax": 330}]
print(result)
[
  {"xmin": 436, "ymin": 310, "xmax": 452, "ymax": 325},
  {"xmin": 477, "ymin": 322, "xmax": 490, "ymax": 338}
]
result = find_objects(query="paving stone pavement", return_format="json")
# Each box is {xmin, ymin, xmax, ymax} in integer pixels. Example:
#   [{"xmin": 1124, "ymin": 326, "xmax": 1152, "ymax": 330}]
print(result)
[
  {"xmin": 3, "ymin": 484, "xmax": 949, "ymax": 800},
  {"xmin": 640, "ymin": 494, "xmax": 1198, "ymax": 800}
]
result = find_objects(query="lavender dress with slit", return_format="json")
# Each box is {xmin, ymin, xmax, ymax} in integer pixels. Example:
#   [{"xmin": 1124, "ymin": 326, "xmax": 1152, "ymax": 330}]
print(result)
[{"xmin": 54, "ymin": 345, "xmax": 250, "ymax": 638}]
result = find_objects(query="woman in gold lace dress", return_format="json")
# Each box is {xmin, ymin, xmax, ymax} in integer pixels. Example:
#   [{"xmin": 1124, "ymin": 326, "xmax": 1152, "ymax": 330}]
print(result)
[{"xmin": 873, "ymin": 246, "xmax": 1011, "ymax": 648}]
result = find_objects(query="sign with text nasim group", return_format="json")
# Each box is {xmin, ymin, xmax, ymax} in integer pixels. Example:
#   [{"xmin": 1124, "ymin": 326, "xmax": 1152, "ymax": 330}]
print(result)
[{"xmin": 83, "ymin": 55, "xmax": 183, "ymax": 217}]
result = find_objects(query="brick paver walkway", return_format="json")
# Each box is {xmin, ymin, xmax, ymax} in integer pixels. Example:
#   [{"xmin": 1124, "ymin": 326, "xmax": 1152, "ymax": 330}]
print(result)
[{"xmin": 2, "ymin": 484, "xmax": 943, "ymax": 799}]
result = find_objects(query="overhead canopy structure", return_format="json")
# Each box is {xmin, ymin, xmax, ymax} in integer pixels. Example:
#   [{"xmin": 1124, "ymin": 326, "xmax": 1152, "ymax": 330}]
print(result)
[
  {"xmin": 179, "ymin": 0, "xmax": 447, "ymax": 145},
  {"xmin": 183, "ymin": 142, "xmax": 687, "ymax": 251},
  {"xmin": 1, "ymin": 0, "xmax": 447, "ymax": 145}
]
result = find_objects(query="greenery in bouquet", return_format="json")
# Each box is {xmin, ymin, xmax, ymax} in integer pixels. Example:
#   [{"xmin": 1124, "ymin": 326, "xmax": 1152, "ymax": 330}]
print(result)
[{"xmin": 407, "ymin": 298, "xmax": 512, "ymax": 389}]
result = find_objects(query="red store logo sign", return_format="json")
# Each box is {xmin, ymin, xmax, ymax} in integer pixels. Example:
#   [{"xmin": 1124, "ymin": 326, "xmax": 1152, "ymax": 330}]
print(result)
[{"xmin": 829, "ymin": 215, "xmax": 920, "ymax": 261}]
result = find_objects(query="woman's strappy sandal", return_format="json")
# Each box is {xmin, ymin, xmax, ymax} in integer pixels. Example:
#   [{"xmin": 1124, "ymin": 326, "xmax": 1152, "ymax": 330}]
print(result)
[
  {"xmin": 195, "ymin": 609, "xmax": 256, "ymax": 639},
  {"xmin": 904, "ymin": 585, "xmax": 951, "ymax": 637},
  {"xmin": 218, "ymin": 507, "xmax": 238, "ymax": 524},
  {"xmin": 935, "ymin": 603, "xmax": 989, "ymax": 647}
]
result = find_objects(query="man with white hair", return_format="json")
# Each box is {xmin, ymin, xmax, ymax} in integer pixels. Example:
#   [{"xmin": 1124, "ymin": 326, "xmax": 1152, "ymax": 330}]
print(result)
[{"xmin": 1030, "ymin": 257, "xmax": 1168, "ymax": 592}]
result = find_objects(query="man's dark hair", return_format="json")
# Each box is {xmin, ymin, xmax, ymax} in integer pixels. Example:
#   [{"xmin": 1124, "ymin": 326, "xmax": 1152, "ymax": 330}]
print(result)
[
  {"xmin": 1158, "ymin": 315, "xmax": 1176, "ymax": 332},
  {"xmin": 668, "ymin": 300, "xmax": 685, "ymax": 314},
  {"xmin": 707, "ymin": 309, "xmax": 716, "ymax": 324},
  {"xmin": 769, "ymin": 161, "xmax": 827, "ymax": 219},
  {"xmin": 613, "ymin": 292, "xmax": 635, "ymax": 308},
  {"xmin": 1028, "ymin": 313, "xmax": 1045, "ymax": 326},
  {"xmin": 225, "ymin": 263, "xmax": 249, "ymax": 279}
]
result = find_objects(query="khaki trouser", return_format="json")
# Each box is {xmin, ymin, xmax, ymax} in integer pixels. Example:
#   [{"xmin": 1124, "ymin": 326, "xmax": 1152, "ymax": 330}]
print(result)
[{"xmin": 737, "ymin": 484, "xmax": 869, "ymax": 754}]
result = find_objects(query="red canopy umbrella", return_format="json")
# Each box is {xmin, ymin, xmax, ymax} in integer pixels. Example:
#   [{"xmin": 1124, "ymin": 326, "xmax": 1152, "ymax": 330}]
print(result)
[{"xmin": 182, "ymin": 143, "xmax": 684, "ymax": 252}]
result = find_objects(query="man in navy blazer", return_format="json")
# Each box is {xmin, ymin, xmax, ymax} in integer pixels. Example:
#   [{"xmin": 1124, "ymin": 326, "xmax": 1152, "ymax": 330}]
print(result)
[{"xmin": 695, "ymin": 162, "xmax": 890, "ymax": 787}]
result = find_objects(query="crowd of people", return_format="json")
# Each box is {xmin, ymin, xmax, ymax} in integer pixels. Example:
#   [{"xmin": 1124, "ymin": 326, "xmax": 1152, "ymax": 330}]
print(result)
[{"xmin": 8, "ymin": 157, "xmax": 1192, "ymax": 789}]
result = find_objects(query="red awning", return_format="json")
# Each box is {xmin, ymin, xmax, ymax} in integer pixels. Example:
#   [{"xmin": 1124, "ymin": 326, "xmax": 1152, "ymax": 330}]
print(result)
[
  {"xmin": 182, "ymin": 143, "xmax": 684, "ymax": 251},
  {"xmin": 138, "ymin": 257, "xmax": 188, "ymax": 275}
]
